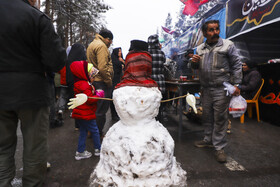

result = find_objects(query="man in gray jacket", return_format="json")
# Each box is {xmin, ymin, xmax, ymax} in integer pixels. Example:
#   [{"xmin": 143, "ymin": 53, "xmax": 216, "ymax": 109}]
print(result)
[
  {"xmin": 0, "ymin": 0, "xmax": 66, "ymax": 186},
  {"xmin": 191, "ymin": 20, "xmax": 242, "ymax": 163}
]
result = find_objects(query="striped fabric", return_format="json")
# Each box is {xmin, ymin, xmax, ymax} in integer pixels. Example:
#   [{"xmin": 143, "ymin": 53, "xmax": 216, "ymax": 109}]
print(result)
[{"xmin": 115, "ymin": 51, "xmax": 158, "ymax": 89}]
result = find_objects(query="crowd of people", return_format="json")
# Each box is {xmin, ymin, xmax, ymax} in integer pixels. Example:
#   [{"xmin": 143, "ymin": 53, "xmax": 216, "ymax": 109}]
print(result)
[{"xmin": 0, "ymin": 0, "xmax": 264, "ymax": 186}]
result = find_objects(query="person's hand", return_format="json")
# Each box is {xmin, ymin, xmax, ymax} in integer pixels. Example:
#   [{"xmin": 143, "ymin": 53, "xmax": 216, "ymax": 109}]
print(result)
[
  {"xmin": 67, "ymin": 94, "xmax": 88, "ymax": 109},
  {"xmin": 191, "ymin": 54, "xmax": 200, "ymax": 63},
  {"xmin": 232, "ymin": 86, "xmax": 240, "ymax": 96},
  {"xmin": 119, "ymin": 57, "xmax": 125, "ymax": 64},
  {"xmin": 95, "ymin": 89, "xmax": 105, "ymax": 98}
]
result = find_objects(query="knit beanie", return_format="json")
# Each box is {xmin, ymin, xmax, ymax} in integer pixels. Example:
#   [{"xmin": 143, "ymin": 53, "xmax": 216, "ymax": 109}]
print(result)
[
  {"xmin": 129, "ymin": 40, "xmax": 148, "ymax": 51},
  {"xmin": 147, "ymin": 34, "xmax": 160, "ymax": 49},
  {"xmin": 245, "ymin": 60, "xmax": 256, "ymax": 69},
  {"xmin": 99, "ymin": 29, "xmax": 114, "ymax": 40}
]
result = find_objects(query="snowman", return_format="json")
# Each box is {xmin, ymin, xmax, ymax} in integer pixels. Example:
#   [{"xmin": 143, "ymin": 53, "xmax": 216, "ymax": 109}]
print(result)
[{"xmin": 69, "ymin": 40, "xmax": 187, "ymax": 187}]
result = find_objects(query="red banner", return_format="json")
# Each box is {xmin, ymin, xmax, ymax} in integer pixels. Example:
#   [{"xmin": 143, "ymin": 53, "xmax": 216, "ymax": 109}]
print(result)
[{"xmin": 182, "ymin": 0, "xmax": 209, "ymax": 16}]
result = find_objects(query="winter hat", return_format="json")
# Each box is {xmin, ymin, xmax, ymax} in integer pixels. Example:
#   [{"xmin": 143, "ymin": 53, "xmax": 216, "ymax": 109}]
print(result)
[
  {"xmin": 129, "ymin": 40, "xmax": 148, "ymax": 51},
  {"xmin": 147, "ymin": 34, "xmax": 160, "ymax": 49},
  {"xmin": 244, "ymin": 60, "xmax": 256, "ymax": 69},
  {"xmin": 148, "ymin": 34, "xmax": 159, "ymax": 45},
  {"xmin": 99, "ymin": 29, "xmax": 113, "ymax": 40}
]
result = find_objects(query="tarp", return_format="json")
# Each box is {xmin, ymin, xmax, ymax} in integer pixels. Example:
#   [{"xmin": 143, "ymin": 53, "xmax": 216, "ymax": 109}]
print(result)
[
  {"xmin": 205, "ymin": 6, "xmax": 226, "ymax": 38},
  {"xmin": 227, "ymin": 0, "xmax": 280, "ymax": 39},
  {"xmin": 162, "ymin": 0, "xmax": 280, "ymax": 61},
  {"xmin": 178, "ymin": 20, "xmax": 203, "ymax": 51},
  {"xmin": 162, "ymin": 4, "xmax": 226, "ymax": 56}
]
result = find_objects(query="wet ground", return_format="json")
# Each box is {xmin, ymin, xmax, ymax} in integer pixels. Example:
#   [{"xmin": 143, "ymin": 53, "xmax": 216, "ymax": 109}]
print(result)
[{"xmin": 13, "ymin": 106, "xmax": 280, "ymax": 187}]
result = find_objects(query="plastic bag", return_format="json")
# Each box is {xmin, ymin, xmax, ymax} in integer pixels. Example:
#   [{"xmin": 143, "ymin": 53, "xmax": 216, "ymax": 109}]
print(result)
[{"xmin": 229, "ymin": 95, "xmax": 247, "ymax": 118}]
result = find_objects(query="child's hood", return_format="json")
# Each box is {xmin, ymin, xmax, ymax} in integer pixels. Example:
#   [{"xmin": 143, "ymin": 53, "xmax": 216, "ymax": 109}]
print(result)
[{"xmin": 70, "ymin": 60, "xmax": 89, "ymax": 81}]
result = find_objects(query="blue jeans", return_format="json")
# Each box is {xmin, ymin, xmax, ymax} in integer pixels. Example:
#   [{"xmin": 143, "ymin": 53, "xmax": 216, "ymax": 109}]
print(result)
[{"xmin": 76, "ymin": 119, "xmax": 101, "ymax": 153}]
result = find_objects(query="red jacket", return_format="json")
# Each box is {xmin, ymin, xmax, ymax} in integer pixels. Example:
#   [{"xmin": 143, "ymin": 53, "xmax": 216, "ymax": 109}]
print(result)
[
  {"xmin": 59, "ymin": 66, "xmax": 66, "ymax": 85},
  {"xmin": 70, "ymin": 60, "xmax": 99, "ymax": 120}
]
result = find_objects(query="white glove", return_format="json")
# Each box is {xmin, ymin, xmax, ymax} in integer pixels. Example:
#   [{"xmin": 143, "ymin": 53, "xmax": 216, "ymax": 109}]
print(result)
[
  {"xmin": 223, "ymin": 82, "xmax": 235, "ymax": 96},
  {"xmin": 186, "ymin": 93, "xmax": 197, "ymax": 114},
  {"xmin": 67, "ymin": 93, "xmax": 88, "ymax": 109}
]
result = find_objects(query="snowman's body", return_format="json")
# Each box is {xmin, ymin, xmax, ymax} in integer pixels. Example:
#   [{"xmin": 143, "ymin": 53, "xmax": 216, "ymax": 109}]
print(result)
[{"xmin": 89, "ymin": 86, "xmax": 187, "ymax": 187}]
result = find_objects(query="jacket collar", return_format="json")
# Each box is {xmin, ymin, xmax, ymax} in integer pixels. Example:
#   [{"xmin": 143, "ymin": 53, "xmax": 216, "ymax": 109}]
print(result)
[
  {"xmin": 202, "ymin": 37, "xmax": 223, "ymax": 49},
  {"xmin": 95, "ymin": 34, "xmax": 107, "ymax": 46}
]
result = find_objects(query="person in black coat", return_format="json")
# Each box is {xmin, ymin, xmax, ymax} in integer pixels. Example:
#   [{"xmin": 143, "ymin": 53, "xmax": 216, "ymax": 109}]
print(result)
[
  {"xmin": 0, "ymin": 0, "xmax": 66, "ymax": 186},
  {"xmin": 66, "ymin": 43, "xmax": 87, "ymax": 90},
  {"xmin": 239, "ymin": 60, "xmax": 262, "ymax": 99},
  {"xmin": 64, "ymin": 43, "xmax": 87, "ymax": 129},
  {"xmin": 110, "ymin": 47, "xmax": 125, "ymax": 121},
  {"xmin": 180, "ymin": 49, "xmax": 194, "ymax": 78}
]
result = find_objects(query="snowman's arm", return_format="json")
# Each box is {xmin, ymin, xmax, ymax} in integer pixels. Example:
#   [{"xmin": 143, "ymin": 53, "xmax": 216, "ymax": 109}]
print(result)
[
  {"xmin": 68, "ymin": 94, "xmax": 88, "ymax": 109},
  {"xmin": 68, "ymin": 92, "xmax": 100, "ymax": 109}
]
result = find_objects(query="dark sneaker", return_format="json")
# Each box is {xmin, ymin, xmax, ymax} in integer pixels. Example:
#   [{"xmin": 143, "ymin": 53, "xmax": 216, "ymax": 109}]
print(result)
[
  {"xmin": 55, "ymin": 119, "xmax": 63, "ymax": 127},
  {"xmin": 57, "ymin": 110, "xmax": 63, "ymax": 121},
  {"xmin": 215, "ymin": 149, "xmax": 227, "ymax": 163},
  {"xmin": 194, "ymin": 140, "xmax": 214, "ymax": 148}
]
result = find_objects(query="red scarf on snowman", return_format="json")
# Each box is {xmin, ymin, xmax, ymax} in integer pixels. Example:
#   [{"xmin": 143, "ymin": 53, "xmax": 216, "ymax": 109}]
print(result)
[{"xmin": 115, "ymin": 51, "xmax": 158, "ymax": 89}]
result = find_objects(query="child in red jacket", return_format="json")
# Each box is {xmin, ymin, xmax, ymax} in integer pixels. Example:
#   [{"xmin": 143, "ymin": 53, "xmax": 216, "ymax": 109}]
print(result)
[{"xmin": 70, "ymin": 60, "xmax": 104, "ymax": 160}]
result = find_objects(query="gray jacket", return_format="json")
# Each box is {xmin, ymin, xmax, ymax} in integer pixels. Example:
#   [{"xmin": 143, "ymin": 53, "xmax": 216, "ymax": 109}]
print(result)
[{"xmin": 193, "ymin": 38, "xmax": 242, "ymax": 88}]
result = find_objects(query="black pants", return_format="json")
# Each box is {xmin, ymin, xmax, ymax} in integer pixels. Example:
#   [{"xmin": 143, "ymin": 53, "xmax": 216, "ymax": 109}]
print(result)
[
  {"xmin": 0, "ymin": 107, "xmax": 49, "ymax": 187},
  {"xmin": 93, "ymin": 81, "xmax": 111, "ymax": 136}
]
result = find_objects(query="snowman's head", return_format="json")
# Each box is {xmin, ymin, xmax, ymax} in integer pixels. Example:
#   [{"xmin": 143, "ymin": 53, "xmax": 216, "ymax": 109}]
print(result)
[{"xmin": 113, "ymin": 86, "xmax": 162, "ymax": 125}]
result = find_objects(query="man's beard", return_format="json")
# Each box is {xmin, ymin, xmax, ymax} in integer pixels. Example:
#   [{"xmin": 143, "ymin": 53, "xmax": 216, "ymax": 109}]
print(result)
[{"xmin": 211, "ymin": 34, "xmax": 219, "ymax": 40}]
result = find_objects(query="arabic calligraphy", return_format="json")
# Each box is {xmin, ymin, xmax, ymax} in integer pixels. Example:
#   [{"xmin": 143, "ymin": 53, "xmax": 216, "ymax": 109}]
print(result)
[
  {"xmin": 260, "ymin": 92, "xmax": 280, "ymax": 105},
  {"xmin": 227, "ymin": 0, "xmax": 280, "ymax": 27},
  {"xmin": 242, "ymin": 0, "xmax": 272, "ymax": 16}
]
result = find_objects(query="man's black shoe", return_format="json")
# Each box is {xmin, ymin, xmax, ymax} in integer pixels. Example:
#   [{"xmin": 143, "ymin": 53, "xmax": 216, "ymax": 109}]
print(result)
[
  {"xmin": 194, "ymin": 140, "xmax": 214, "ymax": 148},
  {"xmin": 215, "ymin": 149, "xmax": 227, "ymax": 163}
]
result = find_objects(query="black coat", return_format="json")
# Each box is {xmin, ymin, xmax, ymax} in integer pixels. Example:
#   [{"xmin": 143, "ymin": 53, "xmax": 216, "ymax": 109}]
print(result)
[
  {"xmin": 66, "ymin": 43, "xmax": 87, "ymax": 88},
  {"xmin": 240, "ymin": 68, "xmax": 262, "ymax": 99},
  {"xmin": 0, "ymin": 0, "xmax": 66, "ymax": 110},
  {"xmin": 111, "ymin": 48, "xmax": 124, "ymax": 87}
]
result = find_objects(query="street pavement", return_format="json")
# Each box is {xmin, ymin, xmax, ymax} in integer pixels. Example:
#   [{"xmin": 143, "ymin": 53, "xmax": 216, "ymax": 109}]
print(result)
[{"xmin": 12, "ymin": 106, "xmax": 280, "ymax": 187}]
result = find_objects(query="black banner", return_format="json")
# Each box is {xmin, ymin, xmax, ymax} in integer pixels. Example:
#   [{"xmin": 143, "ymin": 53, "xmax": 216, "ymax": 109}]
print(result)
[
  {"xmin": 258, "ymin": 63, "xmax": 280, "ymax": 126},
  {"xmin": 226, "ymin": 0, "xmax": 280, "ymax": 38}
]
